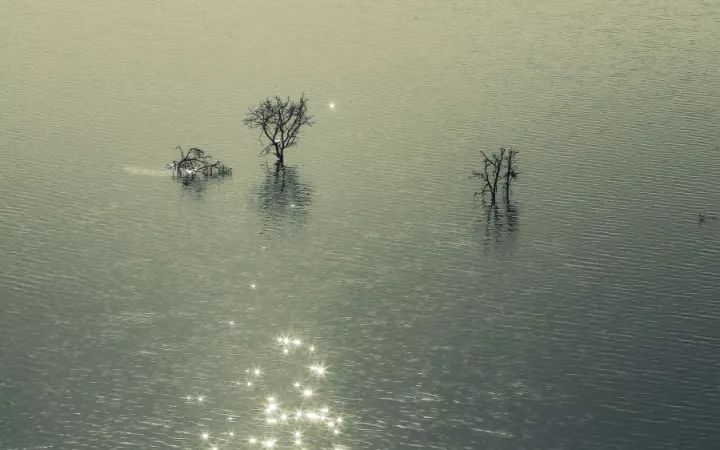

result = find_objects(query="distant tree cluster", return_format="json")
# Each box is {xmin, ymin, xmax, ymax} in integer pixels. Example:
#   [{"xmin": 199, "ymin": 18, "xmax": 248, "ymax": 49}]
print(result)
[
  {"xmin": 162, "ymin": 95, "xmax": 524, "ymax": 223},
  {"xmin": 167, "ymin": 146, "xmax": 232, "ymax": 182},
  {"xmin": 473, "ymin": 148, "xmax": 518, "ymax": 205},
  {"xmin": 165, "ymin": 94, "xmax": 312, "ymax": 186}
]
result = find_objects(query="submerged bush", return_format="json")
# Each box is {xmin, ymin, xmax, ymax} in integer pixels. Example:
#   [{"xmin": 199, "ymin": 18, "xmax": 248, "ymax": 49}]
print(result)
[{"xmin": 167, "ymin": 146, "xmax": 232, "ymax": 182}]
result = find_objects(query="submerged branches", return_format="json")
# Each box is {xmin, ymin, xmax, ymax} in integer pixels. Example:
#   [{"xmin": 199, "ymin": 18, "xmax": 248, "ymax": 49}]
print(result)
[
  {"xmin": 167, "ymin": 146, "xmax": 232, "ymax": 183},
  {"xmin": 473, "ymin": 148, "xmax": 519, "ymax": 205},
  {"xmin": 472, "ymin": 148, "xmax": 520, "ymax": 242}
]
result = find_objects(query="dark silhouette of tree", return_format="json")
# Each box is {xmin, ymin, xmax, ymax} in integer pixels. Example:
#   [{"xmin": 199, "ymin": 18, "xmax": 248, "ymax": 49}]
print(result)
[
  {"xmin": 243, "ymin": 95, "xmax": 313, "ymax": 166},
  {"xmin": 503, "ymin": 148, "xmax": 519, "ymax": 200},
  {"xmin": 473, "ymin": 148, "xmax": 518, "ymax": 205},
  {"xmin": 167, "ymin": 146, "xmax": 231, "ymax": 183}
]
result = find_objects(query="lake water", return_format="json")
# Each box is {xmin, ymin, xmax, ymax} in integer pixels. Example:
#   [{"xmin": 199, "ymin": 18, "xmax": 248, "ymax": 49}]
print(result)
[{"xmin": 1, "ymin": 1, "xmax": 719, "ymax": 449}]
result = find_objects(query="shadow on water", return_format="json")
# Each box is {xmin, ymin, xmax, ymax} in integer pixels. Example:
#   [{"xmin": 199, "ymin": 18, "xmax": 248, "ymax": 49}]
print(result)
[
  {"xmin": 254, "ymin": 163, "xmax": 312, "ymax": 230},
  {"xmin": 475, "ymin": 200, "xmax": 519, "ymax": 245},
  {"xmin": 176, "ymin": 176, "xmax": 227, "ymax": 199}
]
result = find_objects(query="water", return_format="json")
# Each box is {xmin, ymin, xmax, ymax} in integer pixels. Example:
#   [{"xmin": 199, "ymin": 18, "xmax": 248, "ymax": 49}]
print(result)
[{"xmin": 1, "ymin": 1, "xmax": 719, "ymax": 448}]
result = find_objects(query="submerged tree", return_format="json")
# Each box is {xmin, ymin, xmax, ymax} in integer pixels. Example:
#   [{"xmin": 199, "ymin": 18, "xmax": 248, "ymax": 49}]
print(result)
[
  {"xmin": 167, "ymin": 146, "xmax": 232, "ymax": 182},
  {"xmin": 243, "ymin": 94, "xmax": 313, "ymax": 166},
  {"xmin": 503, "ymin": 148, "xmax": 519, "ymax": 195},
  {"xmin": 473, "ymin": 148, "xmax": 519, "ymax": 205}
]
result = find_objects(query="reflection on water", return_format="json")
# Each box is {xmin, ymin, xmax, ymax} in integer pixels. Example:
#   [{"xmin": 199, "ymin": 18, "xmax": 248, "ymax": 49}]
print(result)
[
  {"xmin": 255, "ymin": 164, "xmax": 312, "ymax": 227},
  {"xmin": 476, "ymin": 201, "xmax": 519, "ymax": 244},
  {"xmin": 181, "ymin": 332, "xmax": 348, "ymax": 450},
  {"xmin": 177, "ymin": 177, "xmax": 228, "ymax": 199},
  {"xmin": 3, "ymin": 1, "xmax": 720, "ymax": 448}
]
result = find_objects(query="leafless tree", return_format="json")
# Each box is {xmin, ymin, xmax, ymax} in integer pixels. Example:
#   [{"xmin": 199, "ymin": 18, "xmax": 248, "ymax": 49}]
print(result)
[
  {"xmin": 473, "ymin": 148, "xmax": 519, "ymax": 205},
  {"xmin": 243, "ymin": 94, "xmax": 313, "ymax": 166},
  {"xmin": 473, "ymin": 148, "xmax": 505, "ymax": 205},
  {"xmin": 503, "ymin": 148, "xmax": 519, "ymax": 201},
  {"xmin": 167, "ymin": 146, "xmax": 231, "ymax": 182}
]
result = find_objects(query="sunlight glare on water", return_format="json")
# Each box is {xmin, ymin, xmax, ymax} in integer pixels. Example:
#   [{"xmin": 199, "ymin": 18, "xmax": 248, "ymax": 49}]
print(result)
[
  {"xmin": 179, "ymin": 333, "xmax": 349, "ymax": 449},
  {"xmin": 1, "ymin": 0, "xmax": 719, "ymax": 449}
]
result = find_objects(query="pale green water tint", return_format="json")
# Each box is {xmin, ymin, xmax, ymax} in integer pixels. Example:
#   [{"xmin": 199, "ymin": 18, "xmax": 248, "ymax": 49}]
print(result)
[{"xmin": 1, "ymin": 1, "xmax": 719, "ymax": 449}]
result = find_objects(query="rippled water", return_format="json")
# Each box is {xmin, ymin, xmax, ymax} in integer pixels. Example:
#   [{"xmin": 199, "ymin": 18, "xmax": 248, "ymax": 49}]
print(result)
[{"xmin": 2, "ymin": 1, "xmax": 719, "ymax": 449}]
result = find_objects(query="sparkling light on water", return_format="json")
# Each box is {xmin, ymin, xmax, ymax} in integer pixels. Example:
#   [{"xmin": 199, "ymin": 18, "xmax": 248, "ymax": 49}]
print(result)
[
  {"xmin": 181, "ymin": 333, "xmax": 348, "ymax": 449},
  {"xmin": 302, "ymin": 388, "xmax": 314, "ymax": 398},
  {"xmin": 309, "ymin": 363, "xmax": 327, "ymax": 377}
]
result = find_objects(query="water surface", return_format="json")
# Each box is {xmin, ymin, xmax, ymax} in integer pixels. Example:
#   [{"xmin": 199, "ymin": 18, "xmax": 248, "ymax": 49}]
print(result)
[{"xmin": 2, "ymin": 1, "xmax": 719, "ymax": 449}]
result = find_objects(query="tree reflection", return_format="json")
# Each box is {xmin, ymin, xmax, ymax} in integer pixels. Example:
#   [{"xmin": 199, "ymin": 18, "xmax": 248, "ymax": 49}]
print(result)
[
  {"xmin": 178, "ymin": 176, "xmax": 225, "ymax": 199},
  {"xmin": 478, "ymin": 200, "xmax": 519, "ymax": 243},
  {"xmin": 255, "ymin": 163, "xmax": 312, "ymax": 228}
]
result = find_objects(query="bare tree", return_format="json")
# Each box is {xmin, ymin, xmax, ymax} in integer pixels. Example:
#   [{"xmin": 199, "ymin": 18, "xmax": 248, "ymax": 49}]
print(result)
[
  {"xmin": 167, "ymin": 146, "xmax": 232, "ymax": 182},
  {"xmin": 473, "ymin": 148, "xmax": 505, "ymax": 205},
  {"xmin": 503, "ymin": 148, "xmax": 519, "ymax": 201},
  {"xmin": 473, "ymin": 148, "xmax": 519, "ymax": 205},
  {"xmin": 243, "ymin": 94, "xmax": 313, "ymax": 166}
]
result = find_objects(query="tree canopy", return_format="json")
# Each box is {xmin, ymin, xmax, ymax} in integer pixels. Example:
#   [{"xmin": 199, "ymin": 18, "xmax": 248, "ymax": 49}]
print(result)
[{"xmin": 243, "ymin": 95, "xmax": 313, "ymax": 166}]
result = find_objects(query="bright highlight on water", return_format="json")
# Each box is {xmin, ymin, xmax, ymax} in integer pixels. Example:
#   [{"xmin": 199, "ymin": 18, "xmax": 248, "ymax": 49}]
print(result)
[{"xmin": 182, "ymin": 333, "xmax": 347, "ymax": 449}]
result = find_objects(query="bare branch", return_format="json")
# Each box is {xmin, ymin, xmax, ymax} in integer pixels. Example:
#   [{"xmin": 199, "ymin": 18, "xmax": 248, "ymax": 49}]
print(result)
[
  {"xmin": 244, "ymin": 94, "xmax": 313, "ymax": 166},
  {"xmin": 168, "ymin": 146, "xmax": 232, "ymax": 181},
  {"xmin": 473, "ymin": 147, "xmax": 519, "ymax": 206}
]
